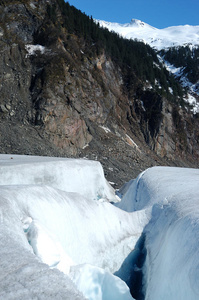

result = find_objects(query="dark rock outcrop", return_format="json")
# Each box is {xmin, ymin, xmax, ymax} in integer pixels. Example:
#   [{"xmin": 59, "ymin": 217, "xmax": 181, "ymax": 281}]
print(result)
[{"xmin": 0, "ymin": 0, "xmax": 198, "ymax": 186}]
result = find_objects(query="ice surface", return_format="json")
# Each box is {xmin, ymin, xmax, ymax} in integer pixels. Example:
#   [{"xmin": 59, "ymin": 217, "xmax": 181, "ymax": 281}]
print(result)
[
  {"xmin": 118, "ymin": 166, "xmax": 199, "ymax": 300},
  {"xmin": 0, "ymin": 154, "xmax": 145, "ymax": 299},
  {"xmin": 70, "ymin": 264, "xmax": 134, "ymax": 300},
  {"xmin": 0, "ymin": 154, "xmax": 117, "ymax": 202},
  {"xmin": 0, "ymin": 183, "xmax": 146, "ymax": 273},
  {"xmin": 1, "ymin": 154, "xmax": 199, "ymax": 300},
  {"xmin": 0, "ymin": 215, "xmax": 85, "ymax": 300},
  {"xmin": 22, "ymin": 217, "xmax": 74, "ymax": 273}
]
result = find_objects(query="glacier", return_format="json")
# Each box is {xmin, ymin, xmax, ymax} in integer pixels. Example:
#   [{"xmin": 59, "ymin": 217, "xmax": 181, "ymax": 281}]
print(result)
[
  {"xmin": 0, "ymin": 154, "xmax": 138, "ymax": 299},
  {"xmin": 1, "ymin": 154, "xmax": 199, "ymax": 299},
  {"xmin": 117, "ymin": 166, "xmax": 199, "ymax": 299}
]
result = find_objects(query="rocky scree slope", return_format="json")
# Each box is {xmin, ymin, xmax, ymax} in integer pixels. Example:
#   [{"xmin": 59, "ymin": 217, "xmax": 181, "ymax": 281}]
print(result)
[{"xmin": 0, "ymin": 0, "xmax": 198, "ymax": 186}]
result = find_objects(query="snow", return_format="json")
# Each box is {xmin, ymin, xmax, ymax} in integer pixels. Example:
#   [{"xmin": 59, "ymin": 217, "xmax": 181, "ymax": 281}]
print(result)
[
  {"xmin": 162, "ymin": 59, "xmax": 184, "ymax": 77},
  {"xmin": 0, "ymin": 28, "xmax": 3, "ymax": 37},
  {"xmin": 22, "ymin": 216, "xmax": 74, "ymax": 273},
  {"xmin": 0, "ymin": 183, "xmax": 146, "ymax": 273},
  {"xmin": 125, "ymin": 134, "xmax": 140, "ymax": 152},
  {"xmin": 25, "ymin": 44, "xmax": 46, "ymax": 57},
  {"xmin": 96, "ymin": 19, "xmax": 199, "ymax": 50},
  {"xmin": 30, "ymin": 2, "xmax": 36, "ymax": 9},
  {"xmin": 99, "ymin": 125, "xmax": 112, "ymax": 134},
  {"xmin": 184, "ymin": 93, "xmax": 199, "ymax": 114},
  {"xmin": 117, "ymin": 166, "xmax": 199, "ymax": 300},
  {"xmin": 159, "ymin": 57, "xmax": 199, "ymax": 112}
]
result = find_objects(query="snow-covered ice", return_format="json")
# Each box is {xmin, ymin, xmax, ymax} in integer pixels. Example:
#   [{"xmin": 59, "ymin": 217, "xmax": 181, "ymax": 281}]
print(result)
[
  {"xmin": 1, "ymin": 154, "xmax": 199, "ymax": 299},
  {"xmin": 0, "ymin": 154, "xmax": 142, "ymax": 299},
  {"xmin": 117, "ymin": 166, "xmax": 199, "ymax": 300},
  {"xmin": 0, "ymin": 154, "xmax": 117, "ymax": 202}
]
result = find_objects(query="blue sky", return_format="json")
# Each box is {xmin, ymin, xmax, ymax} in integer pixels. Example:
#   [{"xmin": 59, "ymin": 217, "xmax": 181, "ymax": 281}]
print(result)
[{"xmin": 67, "ymin": 0, "xmax": 199, "ymax": 29}]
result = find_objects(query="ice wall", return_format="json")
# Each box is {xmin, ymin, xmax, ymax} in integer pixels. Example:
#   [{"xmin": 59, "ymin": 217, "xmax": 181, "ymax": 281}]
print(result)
[
  {"xmin": 118, "ymin": 166, "xmax": 199, "ymax": 300},
  {"xmin": 0, "ymin": 154, "xmax": 117, "ymax": 202}
]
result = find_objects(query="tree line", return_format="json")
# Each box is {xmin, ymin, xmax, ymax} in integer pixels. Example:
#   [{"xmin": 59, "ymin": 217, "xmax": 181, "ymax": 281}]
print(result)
[{"xmin": 46, "ymin": 0, "xmax": 186, "ymax": 103}]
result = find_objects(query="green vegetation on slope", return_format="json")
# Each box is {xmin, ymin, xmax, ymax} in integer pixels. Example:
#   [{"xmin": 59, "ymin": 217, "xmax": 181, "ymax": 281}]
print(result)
[
  {"xmin": 44, "ymin": 0, "xmax": 186, "ymax": 104},
  {"xmin": 160, "ymin": 46, "xmax": 199, "ymax": 84}
]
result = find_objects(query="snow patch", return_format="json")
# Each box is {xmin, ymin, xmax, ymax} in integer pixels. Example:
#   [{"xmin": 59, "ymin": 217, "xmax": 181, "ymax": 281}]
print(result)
[
  {"xmin": 159, "ymin": 57, "xmax": 199, "ymax": 112},
  {"xmin": 25, "ymin": 44, "xmax": 46, "ymax": 57},
  {"xmin": 99, "ymin": 125, "xmax": 112, "ymax": 134},
  {"xmin": 0, "ymin": 27, "xmax": 3, "ymax": 37},
  {"xmin": 30, "ymin": 2, "xmax": 36, "ymax": 9},
  {"xmin": 184, "ymin": 93, "xmax": 199, "ymax": 113},
  {"xmin": 125, "ymin": 134, "xmax": 141, "ymax": 152}
]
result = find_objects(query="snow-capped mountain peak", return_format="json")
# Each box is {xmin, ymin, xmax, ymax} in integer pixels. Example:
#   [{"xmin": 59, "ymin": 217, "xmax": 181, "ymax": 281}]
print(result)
[
  {"xmin": 129, "ymin": 18, "xmax": 156, "ymax": 30},
  {"xmin": 96, "ymin": 18, "xmax": 199, "ymax": 50},
  {"xmin": 129, "ymin": 19, "xmax": 145, "ymax": 27}
]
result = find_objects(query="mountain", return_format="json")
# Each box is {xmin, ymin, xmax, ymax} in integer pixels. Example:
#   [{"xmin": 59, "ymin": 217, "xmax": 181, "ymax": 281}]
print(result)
[
  {"xmin": 0, "ymin": 0, "xmax": 199, "ymax": 187},
  {"xmin": 97, "ymin": 18, "xmax": 199, "ymax": 110},
  {"xmin": 96, "ymin": 19, "xmax": 199, "ymax": 50},
  {"xmin": 1, "ymin": 3, "xmax": 199, "ymax": 299}
]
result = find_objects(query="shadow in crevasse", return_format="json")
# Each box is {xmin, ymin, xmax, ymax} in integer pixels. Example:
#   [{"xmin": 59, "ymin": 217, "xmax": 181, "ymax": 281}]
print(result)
[{"xmin": 114, "ymin": 233, "xmax": 147, "ymax": 300}]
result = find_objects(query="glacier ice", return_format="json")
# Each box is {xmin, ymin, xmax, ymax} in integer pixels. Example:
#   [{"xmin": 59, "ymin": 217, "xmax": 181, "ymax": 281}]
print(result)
[
  {"xmin": 118, "ymin": 166, "xmax": 199, "ymax": 300},
  {"xmin": 0, "ymin": 154, "xmax": 142, "ymax": 299},
  {"xmin": 70, "ymin": 264, "xmax": 134, "ymax": 300},
  {"xmin": 1, "ymin": 155, "xmax": 199, "ymax": 300},
  {"xmin": 0, "ymin": 154, "xmax": 117, "ymax": 202}
]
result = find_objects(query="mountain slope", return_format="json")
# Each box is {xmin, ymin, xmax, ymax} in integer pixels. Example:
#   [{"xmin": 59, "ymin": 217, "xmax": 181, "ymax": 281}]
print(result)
[
  {"xmin": 97, "ymin": 18, "xmax": 199, "ymax": 112},
  {"xmin": 0, "ymin": 0, "xmax": 199, "ymax": 186}
]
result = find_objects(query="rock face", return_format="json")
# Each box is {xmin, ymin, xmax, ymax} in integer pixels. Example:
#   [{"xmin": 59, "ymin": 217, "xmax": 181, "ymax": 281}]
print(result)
[{"xmin": 0, "ymin": 0, "xmax": 198, "ymax": 186}]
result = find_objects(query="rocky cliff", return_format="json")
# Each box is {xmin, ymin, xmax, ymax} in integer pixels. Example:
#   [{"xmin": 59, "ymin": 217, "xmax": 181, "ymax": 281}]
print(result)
[{"xmin": 0, "ymin": 0, "xmax": 198, "ymax": 186}]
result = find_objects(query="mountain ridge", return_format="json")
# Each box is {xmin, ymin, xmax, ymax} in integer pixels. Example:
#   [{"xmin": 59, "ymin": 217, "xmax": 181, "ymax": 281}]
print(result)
[
  {"xmin": 97, "ymin": 17, "xmax": 199, "ymax": 111},
  {"xmin": 96, "ymin": 18, "xmax": 199, "ymax": 50}
]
